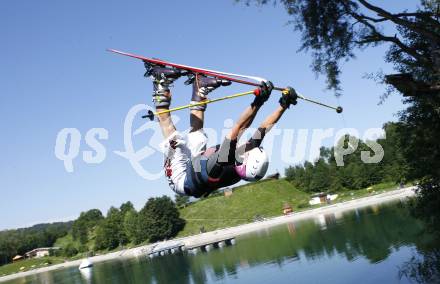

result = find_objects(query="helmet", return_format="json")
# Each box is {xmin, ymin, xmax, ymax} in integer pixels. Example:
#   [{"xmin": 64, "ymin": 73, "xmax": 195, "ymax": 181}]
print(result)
[{"xmin": 235, "ymin": 147, "xmax": 269, "ymax": 181}]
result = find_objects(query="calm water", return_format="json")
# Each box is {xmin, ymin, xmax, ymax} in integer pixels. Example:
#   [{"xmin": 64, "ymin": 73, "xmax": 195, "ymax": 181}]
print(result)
[{"xmin": 6, "ymin": 202, "xmax": 438, "ymax": 284}]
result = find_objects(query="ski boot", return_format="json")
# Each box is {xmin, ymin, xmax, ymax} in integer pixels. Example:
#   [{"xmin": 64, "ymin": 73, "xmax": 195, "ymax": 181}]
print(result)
[
  {"xmin": 190, "ymin": 74, "xmax": 231, "ymax": 111},
  {"xmin": 145, "ymin": 62, "xmax": 185, "ymax": 108}
]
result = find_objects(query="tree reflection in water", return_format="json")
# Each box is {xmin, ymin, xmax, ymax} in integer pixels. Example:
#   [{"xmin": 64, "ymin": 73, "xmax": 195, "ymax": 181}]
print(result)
[{"xmin": 12, "ymin": 202, "xmax": 440, "ymax": 284}]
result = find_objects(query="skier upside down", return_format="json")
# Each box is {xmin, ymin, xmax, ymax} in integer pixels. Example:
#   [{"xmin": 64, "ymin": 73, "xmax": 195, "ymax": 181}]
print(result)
[{"xmin": 147, "ymin": 64, "xmax": 298, "ymax": 198}]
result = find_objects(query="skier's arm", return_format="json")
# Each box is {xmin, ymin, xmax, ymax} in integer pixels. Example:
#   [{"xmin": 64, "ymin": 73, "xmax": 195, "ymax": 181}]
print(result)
[
  {"xmin": 245, "ymin": 87, "xmax": 298, "ymax": 150},
  {"xmin": 226, "ymin": 81, "xmax": 273, "ymax": 141},
  {"xmin": 259, "ymin": 105, "xmax": 287, "ymax": 129},
  {"xmin": 226, "ymin": 104, "xmax": 261, "ymax": 141},
  {"xmin": 245, "ymin": 105, "xmax": 287, "ymax": 150}
]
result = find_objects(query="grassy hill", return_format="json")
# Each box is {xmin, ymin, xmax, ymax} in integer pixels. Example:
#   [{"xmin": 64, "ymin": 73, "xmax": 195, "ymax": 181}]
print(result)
[{"xmin": 178, "ymin": 179, "xmax": 310, "ymax": 236}]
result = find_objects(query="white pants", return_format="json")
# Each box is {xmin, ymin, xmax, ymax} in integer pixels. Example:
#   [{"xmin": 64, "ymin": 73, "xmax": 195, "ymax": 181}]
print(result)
[{"xmin": 162, "ymin": 130, "xmax": 208, "ymax": 195}]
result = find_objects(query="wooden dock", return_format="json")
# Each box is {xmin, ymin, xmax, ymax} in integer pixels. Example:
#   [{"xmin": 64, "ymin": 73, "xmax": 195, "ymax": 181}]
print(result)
[{"xmin": 145, "ymin": 234, "xmax": 236, "ymax": 258}]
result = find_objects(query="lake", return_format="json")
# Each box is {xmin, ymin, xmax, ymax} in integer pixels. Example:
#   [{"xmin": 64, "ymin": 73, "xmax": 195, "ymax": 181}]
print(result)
[{"xmin": 5, "ymin": 201, "xmax": 438, "ymax": 284}]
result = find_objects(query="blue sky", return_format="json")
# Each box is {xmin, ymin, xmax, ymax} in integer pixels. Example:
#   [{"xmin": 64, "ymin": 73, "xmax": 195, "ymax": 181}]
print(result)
[{"xmin": 0, "ymin": 1, "xmax": 418, "ymax": 229}]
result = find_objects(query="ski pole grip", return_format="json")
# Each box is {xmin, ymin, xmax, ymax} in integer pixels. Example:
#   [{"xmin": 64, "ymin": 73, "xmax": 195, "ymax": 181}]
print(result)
[
  {"xmin": 142, "ymin": 110, "xmax": 155, "ymax": 121},
  {"xmin": 253, "ymin": 88, "xmax": 261, "ymax": 96}
]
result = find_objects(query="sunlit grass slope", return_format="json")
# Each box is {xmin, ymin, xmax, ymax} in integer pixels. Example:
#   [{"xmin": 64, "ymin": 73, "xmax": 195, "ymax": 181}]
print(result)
[{"xmin": 178, "ymin": 179, "xmax": 310, "ymax": 236}]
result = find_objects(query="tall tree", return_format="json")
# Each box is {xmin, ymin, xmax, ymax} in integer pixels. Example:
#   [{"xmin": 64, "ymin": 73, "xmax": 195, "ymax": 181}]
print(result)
[
  {"xmin": 123, "ymin": 209, "xmax": 142, "ymax": 244},
  {"xmin": 240, "ymin": 0, "xmax": 440, "ymax": 96},
  {"xmin": 242, "ymin": 0, "xmax": 440, "ymax": 235},
  {"xmin": 72, "ymin": 209, "xmax": 103, "ymax": 245},
  {"xmin": 138, "ymin": 196, "xmax": 185, "ymax": 243},
  {"xmin": 95, "ymin": 207, "xmax": 128, "ymax": 250},
  {"xmin": 120, "ymin": 201, "xmax": 135, "ymax": 215}
]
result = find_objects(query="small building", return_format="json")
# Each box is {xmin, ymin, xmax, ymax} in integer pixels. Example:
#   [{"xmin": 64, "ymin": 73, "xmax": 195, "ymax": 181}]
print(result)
[
  {"xmin": 12, "ymin": 255, "xmax": 23, "ymax": 262},
  {"xmin": 283, "ymin": 203, "xmax": 293, "ymax": 215},
  {"xmin": 223, "ymin": 187, "xmax": 233, "ymax": 197},
  {"xmin": 25, "ymin": 247, "xmax": 60, "ymax": 259},
  {"xmin": 309, "ymin": 193, "xmax": 338, "ymax": 205}
]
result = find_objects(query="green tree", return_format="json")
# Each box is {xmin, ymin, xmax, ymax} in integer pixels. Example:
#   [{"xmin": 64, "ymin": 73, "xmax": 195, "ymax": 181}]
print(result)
[
  {"xmin": 94, "ymin": 207, "xmax": 128, "ymax": 250},
  {"xmin": 242, "ymin": 0, "xmax": 440, "ymax": 236},
  {"xmin": 72, "ymin": 209, "xmax": 103, "ymax": 245},
  {"xmin": 62, "ymin": 243, "xmax": 78, "ymax": 257},
  {"xmin": 123, "ymin": 210, "xmax": 143, "ymax": 244},
  {"xmin": 0, "ymin": 222, "xmax": 72, "ymax": 265},
  {"xmin": 240, "ymin": 0, "xmax": 440, "ymax": 95},
  {"xmin": 120, "ymin": 201, "xmax": 135, "ymax": 215},
  {"xmin": 284, "ymin": 129, "xmax": 408, "ymax": 193},
  {"xmin": 175, "ymin": 194, "xmax": 190, "ymax": 208},
  {"xmin": 138, "ymin": 196, "xmax": 185, "ymax": 243}
]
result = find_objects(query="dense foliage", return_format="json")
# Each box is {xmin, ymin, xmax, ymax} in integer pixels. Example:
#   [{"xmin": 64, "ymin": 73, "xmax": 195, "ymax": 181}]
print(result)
[
  {"xmin": 240, "ymin": 0, "xmax": 440, "ymax": 95},
  {"xmin": 1, "ymin": 197, "xmax": 185, "ymax": 266},
  {"xmin": 72, "ymin": 209, "xmax": 103, "ymax": 246},
  {"xmin": 92, "ymin": 197, "xmax": 184, "ymax": 250},
  {"xmin": 137, "ymin": 196, "xmax": 186, "ymax": 243},
  {"xmin": 240, "ymin": 1, "xmax": 440, "ymax": 280},
  {"xmin": 285, "ymin": 123, "xmax": 408, "ymax": 192},
  {"xmin": 0, "ymin": 222, "xmax": 71, "ymax": 266}
]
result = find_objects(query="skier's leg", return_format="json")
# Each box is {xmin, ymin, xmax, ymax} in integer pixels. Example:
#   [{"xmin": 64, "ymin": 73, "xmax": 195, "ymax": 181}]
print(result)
[
  {"xmin": 206, "ymin": 137, "xmax": 237, "ymax": 179},
  {"xmin": 189, "ymin": 74, "xmax": 231, "ymax": 132},
  {"xmin": 156, "ymin": 101, "xmax": 177, "ymax": 138},
  {"xmin": 146, "ymin": 64, "xmax": 184, "ymax": 138},
  {"xmin": 190, "ymin": 109, "xmax": 204, "ymax": 133}
]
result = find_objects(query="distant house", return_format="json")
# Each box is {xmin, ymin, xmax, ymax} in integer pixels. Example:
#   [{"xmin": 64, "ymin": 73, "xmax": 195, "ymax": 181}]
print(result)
[
  {"xmin": 223, "ymin": 187, "xmax": 233, "ymax": 197},
  {"xmin": 12, "ymin": 255, "xmax": 23, "ymax": 262},
  {"xmin": 309, "ymin": 193, "xmax": 338, "ymax": 205},
  {"xmin": 25, "ymin": 247, "xmax": 60, "ymax": 259},
  {"xmin": 283, "ymin": 203, "xmax": 293, "ymax": 215}
]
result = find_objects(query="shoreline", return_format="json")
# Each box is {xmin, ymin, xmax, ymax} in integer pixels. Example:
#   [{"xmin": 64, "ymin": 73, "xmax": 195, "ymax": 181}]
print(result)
[{"xmin": 0, "ymin": 187, "xmax": 415, "ymax": 282}]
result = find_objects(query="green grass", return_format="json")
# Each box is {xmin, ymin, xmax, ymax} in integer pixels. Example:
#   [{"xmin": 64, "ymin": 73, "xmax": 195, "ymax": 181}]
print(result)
[
  {"xmin": 54, "ymin": 227, "xmax": 98, "ymax": 254},
  {"xmin": 0, "ymin": 257, "xmax": 65, "ymax": 276},
  {"xmin": 336, "ymin": 181, "xmax": 406, "ymax": 202},
  {"xmin": 54, "ymin": 234, "xmax": 78, "ymax": 248},
  {"xmin": 178, "ymin": 179, "xmax": 310, "ymax": 236},
  {"xmin": 178, "ymin": 180, "xmax": 407, "ymax": 236}
]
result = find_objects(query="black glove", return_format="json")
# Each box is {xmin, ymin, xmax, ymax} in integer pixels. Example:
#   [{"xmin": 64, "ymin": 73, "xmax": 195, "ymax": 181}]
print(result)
[
  {"xmin": 279, "ymin": 86, "xmax": 298, "ymax": 109},
  {"xmin": 251, "ymin": 81, "xmax": 274, "ymax": 107}
]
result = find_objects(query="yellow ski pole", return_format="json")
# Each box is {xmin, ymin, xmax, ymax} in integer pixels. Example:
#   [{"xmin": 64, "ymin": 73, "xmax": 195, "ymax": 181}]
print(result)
[{"xmin": 143, "ymin": 89, "xmax": 259, "ymax": 120}]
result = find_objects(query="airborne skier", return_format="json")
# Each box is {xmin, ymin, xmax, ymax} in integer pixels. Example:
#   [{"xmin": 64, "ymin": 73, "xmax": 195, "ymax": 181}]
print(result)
[{"xmin": 146, "ymin": 64, "xmax": 298, "ymax": 197}]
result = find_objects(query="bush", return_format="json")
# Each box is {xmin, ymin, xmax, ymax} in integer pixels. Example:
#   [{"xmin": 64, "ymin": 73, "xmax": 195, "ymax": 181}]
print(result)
[
  {"xmin": 62, "ymin": 244, "xmax": 78, "ymax": 257},
  {"xmin": 297, "ymin": 201, "xmax": 309, "ymax": 209},
  {"xmin": 138, "ymin": 196, "xmax": 185, "ymax": 243}
]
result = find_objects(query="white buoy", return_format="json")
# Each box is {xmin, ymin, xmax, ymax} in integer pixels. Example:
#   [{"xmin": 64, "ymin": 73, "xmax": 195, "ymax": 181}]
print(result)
[
  {"xmin": 218, "ymin": 241, "xmax": 226, "ymax": 248},
  {"xmin": 230, "ymin": 239, "xmax": 236, "ymax": 245},
  {"xmin": 79, "ymin": 259, "xmax": 93, "ymax": 269},
  {"xmin": 205, "ymin": 244, "xmax": 213, "ymax": 251}
]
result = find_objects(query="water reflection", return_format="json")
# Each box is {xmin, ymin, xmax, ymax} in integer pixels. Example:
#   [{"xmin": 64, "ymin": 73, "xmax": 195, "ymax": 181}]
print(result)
[
  {"xmin": 79, "ymin": 267, "xmax": 92, "ymax": 283},
  {"xmin": 7, "ymin": 202, "xmax": 438, "ymax": 284}
]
